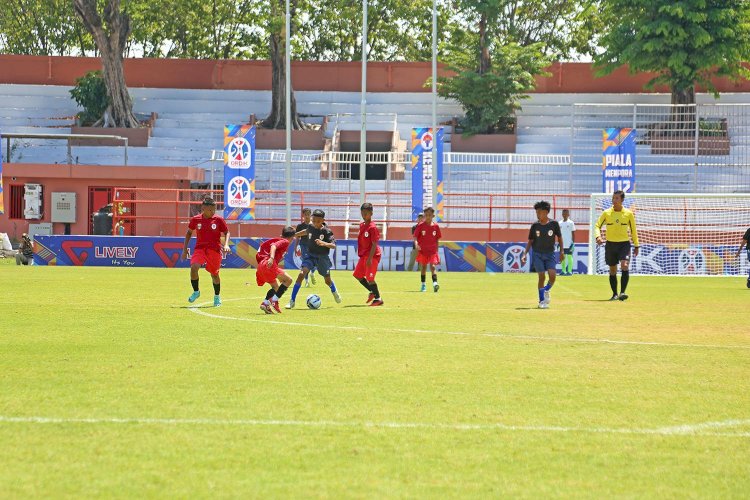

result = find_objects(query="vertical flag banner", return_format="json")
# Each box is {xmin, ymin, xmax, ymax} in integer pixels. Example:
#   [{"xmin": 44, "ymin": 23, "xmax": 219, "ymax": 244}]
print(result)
[
  {"xmin": 411, "ymin": 127, "xmax": 444, "ymax": 221},
  {"xmin": 602, "ymin": 128, "xmax": 636, "ymax": 193},
  {"xmin": 223, "ymin": 125, "xmax": 256, "ymax": 220},
  {"xmin": 0, "ymin": 131, "xmax": 4, "ymax": 214}
]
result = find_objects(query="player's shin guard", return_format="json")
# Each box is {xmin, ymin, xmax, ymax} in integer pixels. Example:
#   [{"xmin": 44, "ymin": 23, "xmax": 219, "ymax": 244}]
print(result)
[
  {"xmin": 329, "ymin": 281, "xmax": 337, "ymax": 293},
  {"xmin": 538, "ymin": 288, "xmax": 545, "ymax": 302},
  {"xmin": 358, "ymin": 278, "xmax": 372, "ymax": 291},
  {"xmin": 266, "ymin": 288, "xmax": 276, "ymax": 301},
  {"xmin": 609, "ymin": 274, "xmax": 618, "ymax": 295},
  {"xmin": 291, "ymin": 282, "xmax": 302, "ymax": 301},
  {"xmin": 621, "ymin": 271, "xmax": 630, "ymax": 293},
  {"xmin": 431, "ymin": 273, "xmax": 438, "ymax": 283},
  {"xmin": 191, "ymin": 279, "xmax": 199, "ymax": 291},
  {"xmin": 421, "ymin": 274, "xmax": 426, "ymax": 283},
  {"xmin": 213, "ymin": 283, "xmax": 220, "ymax": 295},
  {"xmin": 370, "ymin": 282, "xmax": 381, "ymax": 300}
]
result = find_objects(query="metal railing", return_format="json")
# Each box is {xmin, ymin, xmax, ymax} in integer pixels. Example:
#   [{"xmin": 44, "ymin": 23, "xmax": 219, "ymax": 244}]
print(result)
[{"xmin": 3, "ymin": 132, "xmax": 129, "ymax": 166}]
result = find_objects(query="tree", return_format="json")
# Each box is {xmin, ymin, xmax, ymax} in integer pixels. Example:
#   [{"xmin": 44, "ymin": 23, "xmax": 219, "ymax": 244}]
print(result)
[
  {"xmin": 263, "ymin": 0, "xmax": 304, "ymax": 130},
  {"xmin": 596, "ymin": 0, "xmax": 750, "ymax": 107},
  {"xmin": 0, "ymin": 0, "xmax": 93, "ymax": 55},
  {"xmin": 73, "ymin": 0, "xmax": 139, "ymax": 128}
]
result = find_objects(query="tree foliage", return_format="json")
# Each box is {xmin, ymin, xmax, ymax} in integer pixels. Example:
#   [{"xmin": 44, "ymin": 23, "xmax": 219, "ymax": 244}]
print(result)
[
  {"xmin": 0, "ymin": 0, "xmax": 93, "ymax": 55},
  {"xmin": 595, "ymin": 0, "xmax": 750, "ymax": 104}
]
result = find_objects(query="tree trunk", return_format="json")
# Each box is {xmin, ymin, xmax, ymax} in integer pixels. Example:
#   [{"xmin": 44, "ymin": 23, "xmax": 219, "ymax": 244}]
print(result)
[
  {"xmin": 478, "ymin": 12, "xmax": 491, "ymax": 75},
  {"xmin": 264, "ymin": 1, "xmax": 304, "ymax": 130},
  {"xmin": 73, "ymin": 0, "xmax": 139, "ymax": 128},
  {"xmin": 670, "ymin": 86, "xmax": 696, "ymax": 134}
]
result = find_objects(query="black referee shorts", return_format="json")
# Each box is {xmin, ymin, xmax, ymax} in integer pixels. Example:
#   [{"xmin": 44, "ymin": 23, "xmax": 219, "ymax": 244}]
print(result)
[{"xmin": 604, "ymin": 241, "xmax": 631, "ymax": 266}]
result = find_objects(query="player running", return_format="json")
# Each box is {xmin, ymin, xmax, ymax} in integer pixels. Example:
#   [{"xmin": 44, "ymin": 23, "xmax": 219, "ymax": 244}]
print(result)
[
  {"xmin": 594, "ymin": 190, "xmax": 640, "ymax": 301},
  {"xmin": 286, "ymin": 209, "xmax": 341, "ymax": 309},
  {"xmin": 293, "ymin": 208, "xmax": 317, "ymax": 287},
  {"xmin": 353, "ymin": 202, "xmax": 384, "ymax": 306},
  {"xmin": 181, "ymin": 197, "xmax": 230, "ymax": 307},
  {"xmin": 255, "ymin": 226, "xmax": 297, "ymax": 314},
  {"xmin": 413, "ymin": 206, "xmax": 442, "ymax": 292}
]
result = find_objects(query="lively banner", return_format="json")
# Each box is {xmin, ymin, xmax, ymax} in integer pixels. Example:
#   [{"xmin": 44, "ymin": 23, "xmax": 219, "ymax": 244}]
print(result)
[
  {"xmin": 411, "ymin": 127, "xmax": 444, "ymax": 221},
  {"xmin": 0, "ymin": 131, "xmax": 4, "ymax": 214},
  {"xmin": 223, "ymin": 125, "xmax": 256, "ymax": 220},
  {"xmin": 33, "ymin": 236, "xmax": 592, "ymax": 273},
  {"xmin": 602, "ymin": 127, "xmax": 636, "ymax": 193}
]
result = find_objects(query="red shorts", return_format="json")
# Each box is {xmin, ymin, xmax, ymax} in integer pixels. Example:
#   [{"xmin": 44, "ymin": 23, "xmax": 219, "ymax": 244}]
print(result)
[
  {"xmin": 416, "ymin": 251, "xmax": 440, "ymax": 266},
  {"xmin": 353, "ymin": 254, "xmax": 381, "ymax": 281},
  {"xmin": 256, "ymin": 258, "xmax": 282, "ymax": 286},
  {"xmin": 191, "ymin": 247, "xmax": 222, "ymax": 275}
]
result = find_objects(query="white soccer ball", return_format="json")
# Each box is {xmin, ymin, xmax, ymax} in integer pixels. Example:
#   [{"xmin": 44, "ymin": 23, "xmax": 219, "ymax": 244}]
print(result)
[{"xmin": 306, "ymin": 294, "xmax": 322, "ymax": 309}]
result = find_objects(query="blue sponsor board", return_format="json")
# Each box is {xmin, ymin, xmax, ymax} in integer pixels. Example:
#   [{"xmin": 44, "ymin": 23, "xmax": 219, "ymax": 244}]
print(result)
[{"xmin": 33, "ymin": 236, "xmax": 596, "ymax": 273}]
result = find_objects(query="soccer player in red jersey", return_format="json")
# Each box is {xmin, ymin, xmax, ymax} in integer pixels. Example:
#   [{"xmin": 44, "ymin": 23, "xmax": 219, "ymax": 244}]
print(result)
[
  {"xmin": 181, "ymin": 197, "xmax": 230, "ymax": 307},
  {"xmin": 413, "ymin": 206, "xmax": 443, "ymax": 292},
  {"xmin": 353, "ymin": 202, "xmax": 384, "ymax": 306},
  {"xmin": 255, "ymin": 226, "xmax": 297, "ymax": 314}
]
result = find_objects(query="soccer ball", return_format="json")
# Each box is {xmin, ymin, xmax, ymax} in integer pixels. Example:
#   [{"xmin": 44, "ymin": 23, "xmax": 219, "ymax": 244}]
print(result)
[{"xmin": 306, "ymin": 294, "xmax": 322, "ymax": 309}]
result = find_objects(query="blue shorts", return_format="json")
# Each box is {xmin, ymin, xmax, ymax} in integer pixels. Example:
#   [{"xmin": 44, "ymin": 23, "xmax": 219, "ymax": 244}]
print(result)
[
  {"xmin": 299, "ymin": 244, "xmax": 316, "ymax": 271},
  {"xmin": 302, "ymin": 253, "xmax": 332, "ymax": 277},
  {"xmin": 532, "ymin": 252, "xmax": 557, "ymax": 273}
]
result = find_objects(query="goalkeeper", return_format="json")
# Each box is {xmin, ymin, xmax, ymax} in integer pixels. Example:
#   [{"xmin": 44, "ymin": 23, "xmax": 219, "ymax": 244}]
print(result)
[
  {"xmin": 735, "ymin": 226, "xmax": 750, "ymax": 288},
  {"xmin": 594, "ymin": 190, "xmax": 639, "ymax": 301}
]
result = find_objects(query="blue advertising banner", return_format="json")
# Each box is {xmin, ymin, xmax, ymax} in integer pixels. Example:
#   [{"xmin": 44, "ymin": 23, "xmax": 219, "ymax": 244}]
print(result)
[
  {"xmin": 0, "ymin": 131, "xmax": 4, "ymax": 214},
  {"xmin": 223, "ymin": 125, "xmax": 256, "ymax": 220},
  {"xmin": 602, "ymin": 127, "xmax": 636, "ymax": 193},
  {"xmin": 411, "ymin": 127, "xmax": 444, "ymax": 221},
  {"xmin": 33, "ymin": 236, "xmax": 592, "ymax": 274}
]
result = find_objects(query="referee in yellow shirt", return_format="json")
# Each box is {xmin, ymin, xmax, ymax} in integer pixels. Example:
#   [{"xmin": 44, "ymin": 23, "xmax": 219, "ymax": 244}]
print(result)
[{"xmin": 594, "ymin": 190, "xmax": 639, "ymax": 301}]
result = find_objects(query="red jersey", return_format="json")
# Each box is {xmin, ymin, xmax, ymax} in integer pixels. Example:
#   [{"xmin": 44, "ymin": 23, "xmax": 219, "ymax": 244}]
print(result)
[
  {"xmin": 257, "ymin": 238, "xmax": 290, "ymax": 265},
  {"xmin": 357, "ymin": 221, "xmax": 382, "ymax": 258},
  {"xmin": 414, "ymin": 221, "xmax": 442, "ymax": 254},
  {"xmin": 188, "ymin": 214, "xmax": 228, "ymax": 251}
]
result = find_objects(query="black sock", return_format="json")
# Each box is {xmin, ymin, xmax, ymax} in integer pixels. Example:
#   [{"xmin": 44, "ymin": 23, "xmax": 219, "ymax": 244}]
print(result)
[
  {"xmin": 358, "ymin": 278, "xmax": 373, "ymax": 292},
  {"xmin": 421, "ymin": 274, "xmax": 426, "ymax": 283},
  {"xmin": 265, "ymin": 288, "xmax": 276, "ymax": 301},
  {"xmin": 609, "ymin": 274, "xmax": 618, "ymax": 295},
  {"xmin": 276, "ymin": 284, "xmax": 288, "ymax": 299},
  {"xmin": 431, "ymin": 274, "xmax": 438, "ymax": 283},
  {"xmin": 370, "ymin": 283, "xmax": 381, "ymax": 300},
  {"xmin": 213, "ymin": 282, "xmax": 220, "ymax": 295},
  {"xmin": 621, "ymin": 271, "xmax": 629, "ymax": 293},
  {"xmin": 191, "ymin": 279, "xmax": 199, "ymax": 292}
]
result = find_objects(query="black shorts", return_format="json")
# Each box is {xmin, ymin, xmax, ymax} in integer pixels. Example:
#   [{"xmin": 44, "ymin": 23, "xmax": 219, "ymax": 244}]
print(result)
[{"xmin": 605, "ymin": 241, "xmax": 631, "ymax": 266}]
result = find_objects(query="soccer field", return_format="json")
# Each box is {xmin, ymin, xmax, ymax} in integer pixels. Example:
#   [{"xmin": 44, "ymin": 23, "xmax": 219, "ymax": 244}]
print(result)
[{"xmin": 1, "ymin": 262, "xmax": 749, "ymax": 497}]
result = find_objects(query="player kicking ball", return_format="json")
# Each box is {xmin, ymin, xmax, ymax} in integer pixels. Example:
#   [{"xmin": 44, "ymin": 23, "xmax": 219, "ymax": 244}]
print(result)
[
  {"xmin": 181, "ymin": 197, "xmax": 230, "ymax": 307},
  {"xmin": 255, "ymin": 226, "xmax": 297, "ymax": 314},
  {"xmin": 286, "ymin": 209, "xmax": 341, "ymax": 309},
  {"xmin": 521, "ymin": 201, "xmax": 564, "ymax": 309},
  {"xmin": 353, "ymin": 202, "xmax": 384, "ymax": 306},
  {"xmin": 413, "ymin": 206, "xmax": 442, "ymax": 292}
]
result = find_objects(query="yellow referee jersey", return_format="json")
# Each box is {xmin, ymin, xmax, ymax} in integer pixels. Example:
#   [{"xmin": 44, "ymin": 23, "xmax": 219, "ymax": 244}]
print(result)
[{"xmin": 594, "ymin": 207, "xmax": 639, "ymax": 246}]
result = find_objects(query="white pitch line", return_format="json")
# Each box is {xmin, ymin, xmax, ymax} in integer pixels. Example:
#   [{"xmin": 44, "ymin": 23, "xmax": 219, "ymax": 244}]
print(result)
[
  {"xmin": 0, "ymin": 415, "xmax": 748, "ymax": 438},
  {"xmin": 186, "ymin": 300, "xmax": 750, "ymax": 350},
  {"xmin": 655, "ymin": 419, "xmax": 750, "ymax": 434}
]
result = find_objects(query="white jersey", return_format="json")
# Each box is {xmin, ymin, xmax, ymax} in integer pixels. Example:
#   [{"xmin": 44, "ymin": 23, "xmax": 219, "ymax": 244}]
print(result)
[{"xmin": 559, "ymin": 218, "xmax": 576, "ymax": 248}]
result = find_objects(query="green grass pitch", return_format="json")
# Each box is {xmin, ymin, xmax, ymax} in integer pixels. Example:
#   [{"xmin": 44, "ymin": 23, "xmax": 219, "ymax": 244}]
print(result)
[{"xmin": 1, "ymin": 260, "xmax": 749, "ymax": 497}]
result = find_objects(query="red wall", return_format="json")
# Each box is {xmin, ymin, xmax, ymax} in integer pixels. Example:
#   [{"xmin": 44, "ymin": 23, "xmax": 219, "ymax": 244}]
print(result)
[{"xmin": 2, "ymin": 55, "xmax": 750, "ymax": 93}]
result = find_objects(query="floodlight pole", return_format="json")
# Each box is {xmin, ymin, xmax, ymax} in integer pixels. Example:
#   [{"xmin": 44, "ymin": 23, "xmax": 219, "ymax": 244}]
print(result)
[
  {"xmin": 285, "ymin": 0, "xmax": 292, "ymax": 226},
  {"xmin": 359, "ymin": 0, "xmax": 368, "ymax": 206},
  {"xmin": 432, "ymin": 0, "xmax": 438, "ymax": 215}
]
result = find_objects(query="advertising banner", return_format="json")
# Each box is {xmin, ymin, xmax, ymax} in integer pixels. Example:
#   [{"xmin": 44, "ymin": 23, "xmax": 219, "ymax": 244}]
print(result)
[
  {"xmin": 223, "ymin": 125, "xmax": 256, "ymax": 220},
  {"xmin": 602, "ymin": 127, "xmax": 636, "ymax": 193},
  {"xmin": 33, "ymin": 236, "xmax": 592, "ymax": 273},
  {"xmin": 0, "ymin": 131, "xmax": 4, "ymax": 214},
  {"xmin": 411, "ymin": 127, "xmax": 444, "ymax": 221}
]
